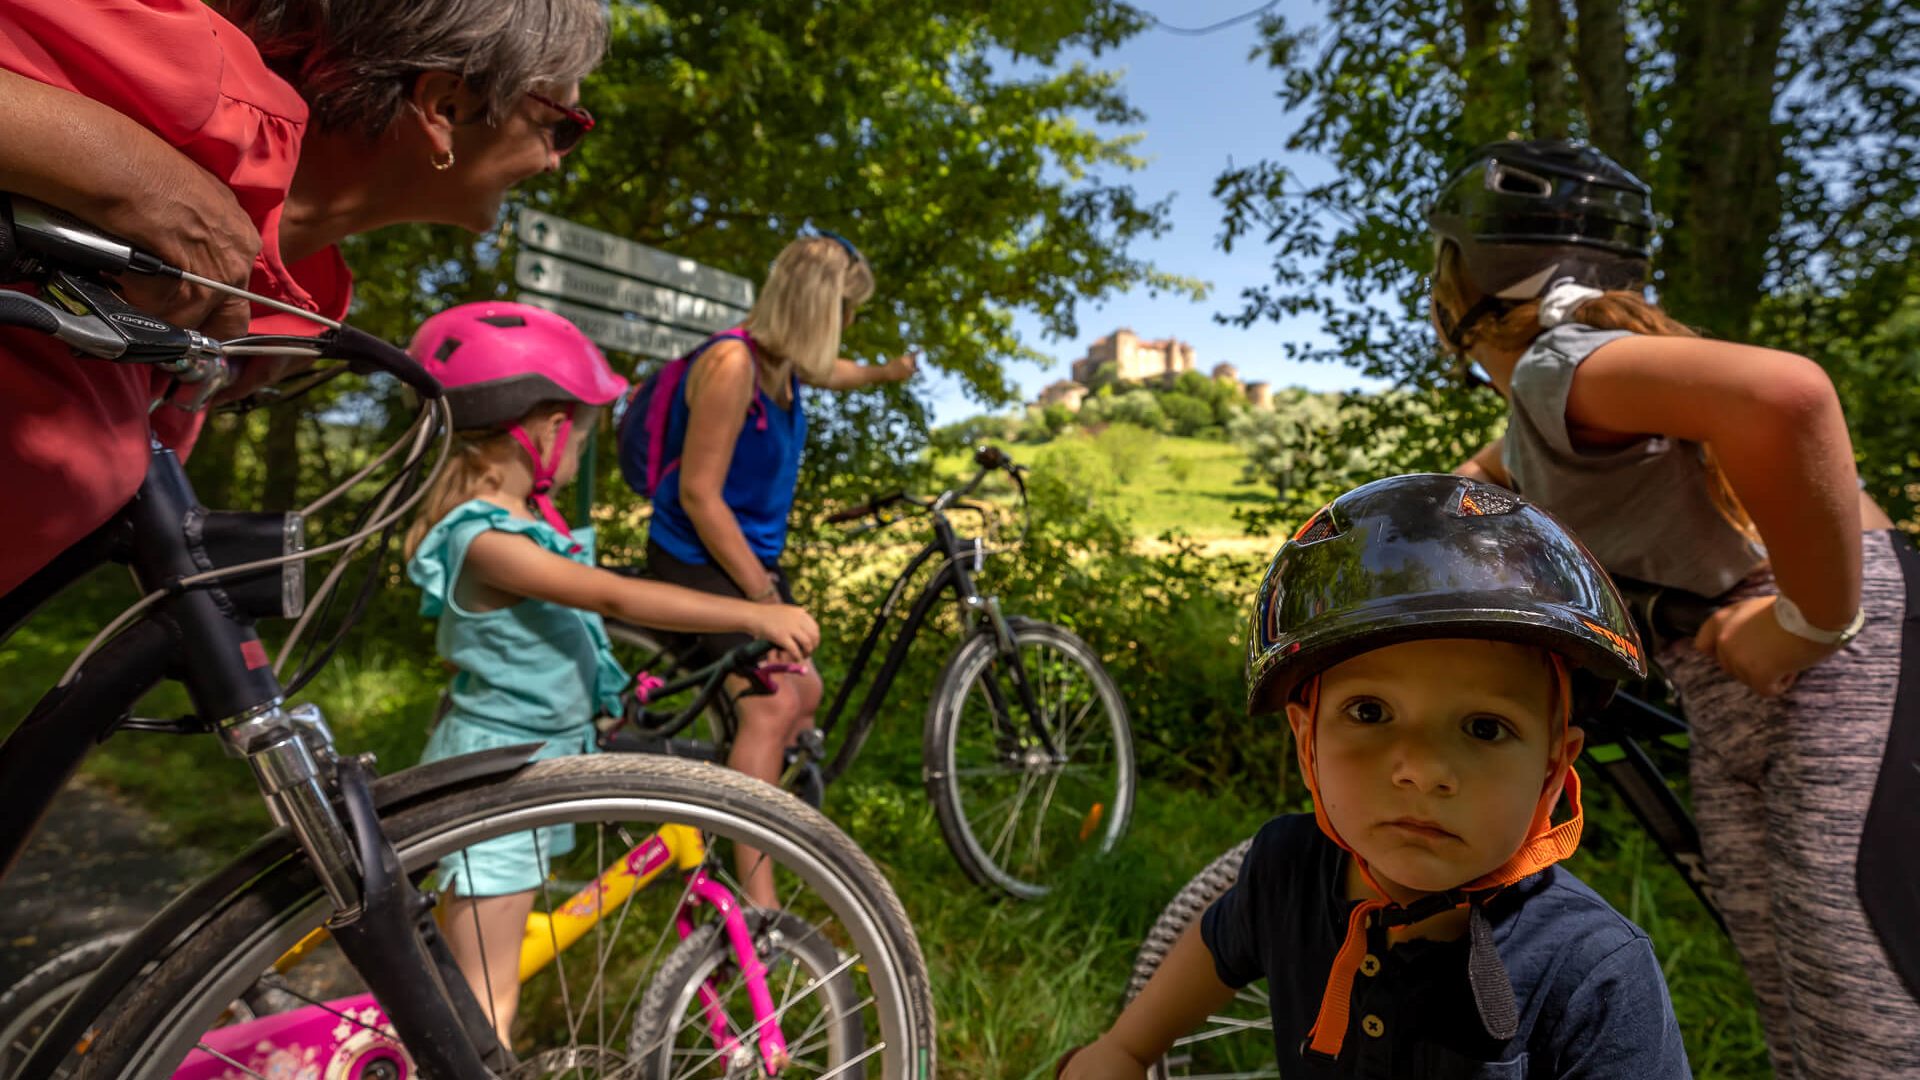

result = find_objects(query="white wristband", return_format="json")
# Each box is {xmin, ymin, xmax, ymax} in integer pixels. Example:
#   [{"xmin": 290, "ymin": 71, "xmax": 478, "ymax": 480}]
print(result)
[{"xmin": 1772, "ymin": 595, "xmax": 1865, "ymax": 646}]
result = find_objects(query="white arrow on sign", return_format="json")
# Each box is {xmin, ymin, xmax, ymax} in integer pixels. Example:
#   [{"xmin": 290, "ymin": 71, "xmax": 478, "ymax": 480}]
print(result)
[
  {"xmin": 517, "ymin": 293, "xmax": 708, "ymax": 361},
  {"xmin": 518, "ymin": 208, "xmax": 755, "ymax": 309},
  {"xmin": 513, "ymin": 253, "xmax": 746, "ymax": 334}
]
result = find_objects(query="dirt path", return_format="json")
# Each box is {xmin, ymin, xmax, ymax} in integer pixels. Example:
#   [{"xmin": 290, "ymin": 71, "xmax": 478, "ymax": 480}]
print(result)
[{"xmin": 0, "ymin": 776, "xmax": 207, "ymax": 986}]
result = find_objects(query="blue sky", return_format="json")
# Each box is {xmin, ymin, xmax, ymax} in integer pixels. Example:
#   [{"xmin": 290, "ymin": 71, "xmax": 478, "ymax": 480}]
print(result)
[{"xmin": 916, "ymin": 0, "xmax": 1390, "ymax": 426}]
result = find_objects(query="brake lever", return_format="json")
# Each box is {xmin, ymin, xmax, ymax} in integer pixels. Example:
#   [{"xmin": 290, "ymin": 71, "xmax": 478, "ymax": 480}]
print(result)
[{"xmin": 44, "ymin": 271, "xmax": 215, "ymax": 364}]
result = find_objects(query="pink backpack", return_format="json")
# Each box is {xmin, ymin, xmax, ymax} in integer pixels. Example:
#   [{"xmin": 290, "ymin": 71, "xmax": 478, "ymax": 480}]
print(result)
[{"xmin": 616, "ymin": 328, "xmax": 766, "ymax": 498}]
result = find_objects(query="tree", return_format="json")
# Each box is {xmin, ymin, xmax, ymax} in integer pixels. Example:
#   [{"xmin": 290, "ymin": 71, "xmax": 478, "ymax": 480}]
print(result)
[
  {"xmin": 1230, "ymin": 389, "xmax": 1415, "ymax": 531},
  {"xmin": 205, "ymin": 1, "xmax": 1206, "ymax": 519},
  {"xmin": 1215, "ymin": 0, "xmax": 1919, "ymax": 524},
  {"xmin": 345, "ymin": 1, "xmax": 1200, "ymax": 408}
]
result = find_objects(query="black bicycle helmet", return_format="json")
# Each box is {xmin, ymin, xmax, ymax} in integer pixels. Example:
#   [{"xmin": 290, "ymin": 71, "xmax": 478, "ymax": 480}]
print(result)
[
  {"xmin": 1246, "ymin": 473, "xmax": 1646, "ymax": 719},
  {"xmin": 1427, "ymin": 139, "xmax": 1653, "ymax": 302}
]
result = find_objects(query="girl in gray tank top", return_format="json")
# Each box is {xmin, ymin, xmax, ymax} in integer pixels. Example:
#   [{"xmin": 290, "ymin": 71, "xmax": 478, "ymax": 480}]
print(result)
[{"xmin": 1426, "ymin": 139, "xmax": 1918, "ymax": 1079}]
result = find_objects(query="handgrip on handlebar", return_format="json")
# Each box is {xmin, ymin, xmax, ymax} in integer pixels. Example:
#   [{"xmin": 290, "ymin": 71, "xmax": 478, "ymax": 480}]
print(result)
[
  {"xmin": 824, "ymin": 502, "xmax": 873, "ymax": 525},
  {"xmin": 0, "ymin": 290, "xmax": 60, "ymax": 335},
  {"xmin": 973, "ymin": 444, "xmax": 1011, "ymax": 470},
  {"xmin": 322, "ymin": 325, "xmax": 443, "ymax": 399},
  {"xmin": 825, "ymin": 491, "xmax": 907, "ymax": 525}
]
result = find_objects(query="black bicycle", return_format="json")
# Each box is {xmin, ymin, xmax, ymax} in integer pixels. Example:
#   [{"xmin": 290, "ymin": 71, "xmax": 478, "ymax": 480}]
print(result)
[
  {"xmin": 606, "ymin": 446, "xmax": 1137, "ymax": 900},
  {"xmin": 1121, "ymin": 584, "xmax": 1724, "ymax": 1078},
  {"xmin": 0, "ymin": 194, "xmax": 935, "ymax": 1079}
]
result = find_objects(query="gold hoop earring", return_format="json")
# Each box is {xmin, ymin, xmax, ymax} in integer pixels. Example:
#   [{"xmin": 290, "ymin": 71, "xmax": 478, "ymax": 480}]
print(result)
[{"xmin": 432, "ymin": 148, "xmax": 455, "ymax": 171}]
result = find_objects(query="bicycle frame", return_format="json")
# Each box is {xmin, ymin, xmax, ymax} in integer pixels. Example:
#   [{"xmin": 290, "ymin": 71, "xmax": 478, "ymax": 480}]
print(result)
[
  {"xmin": 1579, "ymin": 689, "xmax": 1726, "ymax": 930},
  {"xmin": 809, "ymin": 478, "xmax": 1057, "ymax": 783},
  {"xmin": 171, "ymin": 822, "xmax": 797, "ymax": 1077}
]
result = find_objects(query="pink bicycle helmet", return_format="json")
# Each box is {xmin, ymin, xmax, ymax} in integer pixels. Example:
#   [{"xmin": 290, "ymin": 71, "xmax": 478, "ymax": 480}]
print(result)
[{"xmin": 408, "ymin": 301, "xmax": 629, "ymax": 541}]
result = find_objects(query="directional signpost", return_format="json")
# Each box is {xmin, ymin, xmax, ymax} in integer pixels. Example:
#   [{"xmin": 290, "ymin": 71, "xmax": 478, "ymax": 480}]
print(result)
[{"xmin": 513, "ymin": 208, "xmax": 756, "ymax": 518}]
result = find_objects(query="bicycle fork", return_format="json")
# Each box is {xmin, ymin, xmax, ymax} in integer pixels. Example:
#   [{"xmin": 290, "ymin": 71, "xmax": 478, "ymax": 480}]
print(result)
[
  {"xmin": 965, "ymin": 594, "xmax": 1063, "ymax": 763},
  {"xmin": 219, "ymin": 704, "xmax": 506, "ymax": 1078}
]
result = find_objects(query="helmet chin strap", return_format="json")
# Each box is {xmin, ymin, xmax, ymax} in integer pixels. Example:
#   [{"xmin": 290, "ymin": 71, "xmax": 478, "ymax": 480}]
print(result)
[
  {"xmin": 506, "ymin": 405, "xmax": 580, "ymax": 551},
  {"xmin": 1294, "ymin": 656, "xmax": 1581, "ymax": 1060}
]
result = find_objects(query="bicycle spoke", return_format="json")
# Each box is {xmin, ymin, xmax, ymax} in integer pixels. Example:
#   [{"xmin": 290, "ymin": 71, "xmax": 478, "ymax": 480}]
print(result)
[
  {"xmin": 635, "ymin": 852, "xmax": 852, "ymax": 1071},
  {"xmin": 665, "ymin": 956, "xmax": 867, "ymax": 1080},
  {"xmin": 660, "ymin": 948, "xmax": 844, "ymax": 1073},
  {"xmin": 1056, "ymin": 695, "xmax": 1100, "ymax": 760},
  {"xmin": 615, "ymin": 854, "xmax": 716, "ymax": 1058},
  {"xmin": 812, "ymin": 1038, "xmax": 887, "ymax": 1080},
  {"xmin": 458, "ymin": 849, "xmax": 503, "ymax": 1045},
  {"xmin": 532, "ymin": 830, "xmax": 587, "ymax": 1053},
  {"xmin": 191, "ymin": 1040, "xmax": 270, "ymax": 1080},
  {"xmin": 595, "ymin": 824, "xmax": 606, "ymax": 1059},
  {"xmin": 1027, "ymin": 767, "xmax": 1067, "ymax": 869},
  {"xmin": 986, "ymin": 768, "xmax": 1040, "ymax": 867}
]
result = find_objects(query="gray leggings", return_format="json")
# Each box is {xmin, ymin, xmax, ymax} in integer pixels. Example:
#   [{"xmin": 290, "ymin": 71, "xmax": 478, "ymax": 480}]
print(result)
[{"xmin": 1662, "ymin": 530, "xmax": 1919, "ymax": 1078}]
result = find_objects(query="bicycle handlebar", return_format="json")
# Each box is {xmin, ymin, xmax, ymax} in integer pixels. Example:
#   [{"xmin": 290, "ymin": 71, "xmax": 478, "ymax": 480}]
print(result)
[
  {"xmin": 622, "ymin": 638, "xmax": 783, "ymax": 741},
  {"xmin": 824, "ymin": 444, "xmax": 1028, "ymax": 544},
  {"xmin": 825, "ymin": 491, "xmax": 908, "ymax": 525},
  {"xmin": 321, "ymin": 325, "xmax": 443, "ymax": 400},
  {"xmin": 0, "ymin": 193, "xmax": 441, "ymax": 400}
]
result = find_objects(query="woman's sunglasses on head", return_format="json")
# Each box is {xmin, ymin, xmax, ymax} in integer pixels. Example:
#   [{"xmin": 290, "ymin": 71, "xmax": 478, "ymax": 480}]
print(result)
[
  {"xmin": 526, "ymin": 92, "xmax": 595, "ymax": 154},
  {"xmin": 816, "ymin": 228, "xmax": 865, "ymax": 266}
]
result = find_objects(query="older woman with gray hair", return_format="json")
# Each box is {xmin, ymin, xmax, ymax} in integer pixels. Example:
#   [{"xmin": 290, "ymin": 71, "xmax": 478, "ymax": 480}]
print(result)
[{"xmin": 0, "ymin": 0, "xmax": 607, "ymax": 602}]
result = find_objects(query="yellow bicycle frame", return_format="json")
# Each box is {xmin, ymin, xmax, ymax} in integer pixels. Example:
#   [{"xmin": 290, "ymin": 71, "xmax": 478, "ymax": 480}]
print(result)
[{"xmin": 269, "ymin": 823, "xmax": 709, "ymax": 986}]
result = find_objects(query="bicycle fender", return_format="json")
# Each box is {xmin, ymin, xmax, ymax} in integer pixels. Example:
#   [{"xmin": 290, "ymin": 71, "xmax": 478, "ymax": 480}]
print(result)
[{"xmin": 15, "ymin": 743, "xmax": 541, "ymax": 1080}]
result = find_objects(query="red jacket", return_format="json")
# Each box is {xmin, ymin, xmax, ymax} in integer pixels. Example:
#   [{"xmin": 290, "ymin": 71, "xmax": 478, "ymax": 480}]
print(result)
[{"xmin": 0, "ymin": 0, "xmax": 351, "ymax": 598}]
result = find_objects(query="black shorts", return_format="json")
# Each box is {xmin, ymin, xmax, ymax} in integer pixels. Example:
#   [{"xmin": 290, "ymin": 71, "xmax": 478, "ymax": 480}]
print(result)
[{"xmin": 645, "ymin": 540, "xmax": 795, "ymax": 666}]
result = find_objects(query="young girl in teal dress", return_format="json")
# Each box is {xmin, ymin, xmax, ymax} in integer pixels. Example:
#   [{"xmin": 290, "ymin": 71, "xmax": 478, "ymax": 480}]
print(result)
[{"xmin": 401, "ymin": 301, "xmax": 819, "ymax": 1042}]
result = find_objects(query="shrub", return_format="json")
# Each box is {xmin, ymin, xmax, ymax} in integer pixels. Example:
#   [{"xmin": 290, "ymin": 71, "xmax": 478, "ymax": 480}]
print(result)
[
  {"xmin": 1094, "ymin": 422, "xmax": 1156, "ymax": 484},
  {"xmin": 1106, "ymin": 389, "xmax": 1167, "ymax": 432},
  {"xmin": 1159, "ymin": 392, "xmax": 1214, "ymax": 436}
]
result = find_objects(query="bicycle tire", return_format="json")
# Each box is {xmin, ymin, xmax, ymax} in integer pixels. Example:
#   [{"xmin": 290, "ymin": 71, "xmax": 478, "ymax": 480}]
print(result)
[
  {"xmin": 74, "ymin": 755, "xmax": 937, "ymax": 1079},
  {"xmin": 0, "ymin": 931, "xmax": 135, "ymax": 1076},
  {"xmin": 925, "ymin": 618, "xmax": 1135, "ymax": 899},
  {"xmin": 628, "ymin": 907, "xmax": 865, "ymax": 1078},
  {"xmin": 0, "ymin": 932, "xmax": 289, "ymax": 1078},
  {"xmin": 1125, "ymin": 838, "xmax": 1275, "ymax": 1080}
]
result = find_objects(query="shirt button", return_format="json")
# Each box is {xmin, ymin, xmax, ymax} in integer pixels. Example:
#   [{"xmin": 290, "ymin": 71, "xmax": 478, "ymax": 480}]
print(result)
[
  {"xmin": 1360, "ymin": 954, "xmax": 1381, "ymax": 977},
  {"xmin": 1362, "ymin": 1014, "xmax": 1385, "ymax": 1038}
]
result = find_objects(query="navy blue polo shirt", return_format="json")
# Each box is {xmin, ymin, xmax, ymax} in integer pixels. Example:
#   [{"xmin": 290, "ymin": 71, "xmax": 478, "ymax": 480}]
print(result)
[{"xmin": 1200, "ymin": 815, "xmax": 1691, "ymax": 1078}]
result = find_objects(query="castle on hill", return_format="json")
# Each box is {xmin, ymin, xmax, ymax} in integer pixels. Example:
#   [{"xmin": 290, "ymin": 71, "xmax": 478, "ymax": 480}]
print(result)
[{"xmin": 1034, "ymin": 328, "xmax": 1272, "ymax": 411}]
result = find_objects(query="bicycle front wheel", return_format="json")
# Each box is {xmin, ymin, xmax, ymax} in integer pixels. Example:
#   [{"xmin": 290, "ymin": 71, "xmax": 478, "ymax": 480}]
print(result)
[
  {"xmin": 1126, "ymin": 838, "xmax": 1275, "ymax": 1079},
  {"xmin": 74, "ymin": 755, "xmax": 936, "ymax": 1079},
  {"xmin": 925, "ymin": 618, "xmax": 1134, "ymax": 899},
  {"xmin": 0, "ymin": 931, "xmax": 135, "ymax": 1077}
]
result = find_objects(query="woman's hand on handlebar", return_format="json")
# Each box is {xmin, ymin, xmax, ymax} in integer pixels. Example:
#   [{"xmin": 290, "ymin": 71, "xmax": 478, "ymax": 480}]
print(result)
[
  {"xmin": 87, "ymin": 142, "xmax": 260, "ymax": 344},
  {"xmin": 748, "ymin": 603, "xmax": 819, "ymax": 661},
  {"xmin": 0, "ymin": 72, "xmax": 258, "ymax": 340}
]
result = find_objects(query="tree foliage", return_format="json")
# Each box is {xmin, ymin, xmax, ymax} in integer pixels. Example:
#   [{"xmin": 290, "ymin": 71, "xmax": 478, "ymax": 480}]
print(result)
[
  {"xmin": 349, "ymin": 0, "xmax": 1199, "ymax": 406},
  {"xmin": 1215, "ymin": 0, "xmax": 1919, "ymax": 525}
]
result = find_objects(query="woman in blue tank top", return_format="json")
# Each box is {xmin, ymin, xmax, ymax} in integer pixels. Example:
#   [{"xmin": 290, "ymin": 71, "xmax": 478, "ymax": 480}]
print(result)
[{"xmin": 645, "ymin": 233, "xmax": 915, "ymax": 906}]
